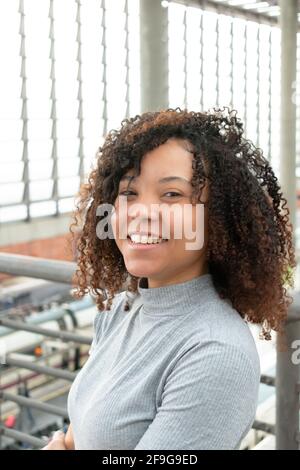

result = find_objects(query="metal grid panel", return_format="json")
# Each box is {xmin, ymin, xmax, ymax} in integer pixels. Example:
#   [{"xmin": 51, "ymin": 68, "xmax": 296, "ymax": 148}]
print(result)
[
  {"xmin": 168, "ymin": 2, "xmax": 282, "ymax": 174},
  {"xmin": 0, "ymin": 0, "xmax": 140, "ymax": 223},
  {"xmin": 0, "ymin": 0, "xmax": 299, "ymax": 224}
]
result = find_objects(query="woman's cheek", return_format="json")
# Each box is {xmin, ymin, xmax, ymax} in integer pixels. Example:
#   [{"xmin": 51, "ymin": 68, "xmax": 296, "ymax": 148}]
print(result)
[{"xmin": 110, "ymin": 210, "xmax": 128, "ymax": 252}]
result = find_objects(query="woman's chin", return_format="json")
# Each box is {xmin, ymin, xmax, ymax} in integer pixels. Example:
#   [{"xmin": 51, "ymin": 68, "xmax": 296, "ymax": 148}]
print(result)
[{"xmin": 125, "ymin": 263, "xmax": 160, "ymax": 279}]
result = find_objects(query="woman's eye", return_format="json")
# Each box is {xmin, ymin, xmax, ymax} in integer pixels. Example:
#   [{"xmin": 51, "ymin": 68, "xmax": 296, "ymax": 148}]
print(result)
[
  {"xmin": 164, "ymin": 192, "xmax": 181, "ymax": 197},
  {"xmin": 118, "ymin": 191, "xmax": 182, "ymax": 198},
  {"xmin": 118, "ymin": 190, "xmax": 135, "ymax": 196}
]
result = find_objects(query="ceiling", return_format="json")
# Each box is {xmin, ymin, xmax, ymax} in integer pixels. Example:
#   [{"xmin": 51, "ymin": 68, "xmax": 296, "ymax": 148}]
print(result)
[
  {"xmin": 207, "ymin": 0, "xmax": 300, "ymax": 21},
  {"xmin": 172, "ymin": 0, "xmax": 300, "ymax": 26}
]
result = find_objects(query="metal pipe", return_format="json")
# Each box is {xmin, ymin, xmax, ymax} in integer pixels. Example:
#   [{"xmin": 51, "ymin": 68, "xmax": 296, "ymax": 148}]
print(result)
[
  {"xmin": 0, "ymin": 391, "xmax": 68, "ymax": 419},
  {"xmin": 0, "ymin": 425, "xmax": 46, "ymax": 448},
  {"xmin": 5, "ymin": 356, "xmax": 77, "ymax": 382},
  {"xmin": 252, "ymin": 420, "xmax": 275, "ymax": 435},
  {"xmin": 260, "ymin": 374, "xmax": 275, "ymax": 387},
  {"xmin": 0, "ymin": 317, "xmax": 92, "ymax": 345},
  {"xmin": 0, "ymin": 253, "xmax": 76, "ymax": 284},
  {"xmin": 0, "ymin": 296, "xmax": 94, "ymax": 338}
]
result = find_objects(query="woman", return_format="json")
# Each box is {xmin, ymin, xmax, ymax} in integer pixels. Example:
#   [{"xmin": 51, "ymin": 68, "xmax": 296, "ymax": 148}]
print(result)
[{"xmin": 42, "ymin": 107, "xmax": 295, "ymax": 450}]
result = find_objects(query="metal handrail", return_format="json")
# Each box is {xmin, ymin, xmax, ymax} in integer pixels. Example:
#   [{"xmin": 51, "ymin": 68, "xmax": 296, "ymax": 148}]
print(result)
[
  {"xmin": 0, "ymin": 253, "xmax": 76, "ymax": 284},
  {"xmin": 5, "ymin": 356, "xmax": 77, "ymax": 382},
  {"xmin": 0, "ymin": 425, "xmax": 46, "ymax": 449},
  {"xmin": 0, "ymin": 317, "xmax": 92, "ymax": 345},
  {"xmin": 0, "ymin": 391, "xmax": 68, "ymax": 419}
]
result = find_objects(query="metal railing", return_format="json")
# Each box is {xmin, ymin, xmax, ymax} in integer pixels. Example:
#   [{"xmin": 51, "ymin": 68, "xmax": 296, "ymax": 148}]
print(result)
[
  {"xmin": 0, "ymin": 317, "xmax": 92, "ymax": 345},
  {"xmin": 0, "ymin": 425, "xmax": 46, "ymax": 449},
  {"xmin": 0, "ymin": 254, "xmax": 93, "ymax": 449},
  {"xmin": 3, "ymin": 356, "xmax": 77, "ymax": 382},
  {"xmin": 0, "ymin": 253, "xmax": 299, "ymax": 449},
  {"xmin": 0, "ymin": 391, "xmax": 68, "ymax": 419},
  {"xmin": 0, "ymin": 253, "xmax": 76, "ymax": 284}
]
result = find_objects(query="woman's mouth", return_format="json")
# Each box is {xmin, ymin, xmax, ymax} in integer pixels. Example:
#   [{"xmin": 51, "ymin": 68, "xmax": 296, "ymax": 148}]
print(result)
[{"xmin": 126, "ymin": 235, "xmax": 169, "ymax": 250}]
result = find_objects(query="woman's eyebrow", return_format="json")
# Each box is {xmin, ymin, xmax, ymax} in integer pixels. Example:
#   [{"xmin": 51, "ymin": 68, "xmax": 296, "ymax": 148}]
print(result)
[
  {"xmin": 120, "ymin": 175, "xmax": 136, "ymax": 182},
  {"xmin": 158, "ymin": 176, "xmax": 191, "ymax": 185},
  {"xmin": 120, "ymin": 175, "xmax": 191, "ymax": 184}
]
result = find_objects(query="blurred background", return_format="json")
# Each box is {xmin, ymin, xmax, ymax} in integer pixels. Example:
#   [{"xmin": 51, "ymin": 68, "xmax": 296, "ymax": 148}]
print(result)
[{"xmin": 0, "ymin": 0, "xmax": 299, "ymax": 450}]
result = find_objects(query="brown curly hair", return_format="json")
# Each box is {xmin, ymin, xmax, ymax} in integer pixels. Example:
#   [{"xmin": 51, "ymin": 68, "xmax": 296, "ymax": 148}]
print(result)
[{"xmin": 69, "ymin": 107, "xmax": 296, "ymax": 342}]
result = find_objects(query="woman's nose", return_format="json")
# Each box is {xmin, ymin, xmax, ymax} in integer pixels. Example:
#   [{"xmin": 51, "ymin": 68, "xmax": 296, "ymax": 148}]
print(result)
[
  {"xmin": 128, "ymin": 194, "xmax": 160, "ymax": 218},
  {"xmin": 128, "ymin": 197, "xmax": 161, "ymax": 232}
]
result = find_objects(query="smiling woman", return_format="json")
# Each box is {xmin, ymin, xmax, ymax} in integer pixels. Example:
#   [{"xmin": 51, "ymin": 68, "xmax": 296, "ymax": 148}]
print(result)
[
  {"xmin": 70, "ymin": 106, "xmax": 295, "ymax": 335},
  {"xmin": 59, "ymin": 107, "xmax": 296, "ymax": 450}
]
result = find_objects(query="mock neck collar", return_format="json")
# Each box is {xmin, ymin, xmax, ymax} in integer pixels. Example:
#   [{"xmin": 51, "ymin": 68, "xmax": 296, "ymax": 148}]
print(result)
[{"xmin": 137, "ymin": 273, "xmax": 217, "ymax": 316}]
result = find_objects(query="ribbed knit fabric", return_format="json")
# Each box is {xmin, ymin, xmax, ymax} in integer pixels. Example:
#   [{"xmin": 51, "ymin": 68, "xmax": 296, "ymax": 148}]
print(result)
[{"xmin": 67, "ymin": 273, "xmax": 261, "ymax": 450}]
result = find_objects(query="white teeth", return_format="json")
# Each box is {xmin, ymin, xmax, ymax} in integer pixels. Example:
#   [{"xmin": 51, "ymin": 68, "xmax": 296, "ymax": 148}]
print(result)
[{"xmin": 129, "ymin": 234, "xmax": 167, "ymax": 244}]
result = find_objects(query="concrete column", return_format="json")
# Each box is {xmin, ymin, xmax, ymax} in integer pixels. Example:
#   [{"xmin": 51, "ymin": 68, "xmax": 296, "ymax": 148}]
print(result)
[
  {"xmin": 279, "ymin": 0, "xmax": 298, "ymax": 234},
  {"xmin": 276, "ymin": 0, "xmax": 299, "ymax": 450},
  {"xmin": 139, "ymin": 0, "xmax": 169, "ymax": 112},
  {"xmin": 276, "ymin": 303, "xmax": 300, "ymax": 449}
]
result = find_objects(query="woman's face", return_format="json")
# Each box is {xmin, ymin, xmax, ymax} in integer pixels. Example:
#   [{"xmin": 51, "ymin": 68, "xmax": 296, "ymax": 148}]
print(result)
[{"xmin": 111, "ymin": 137, "xmax": 209, "ymax": 287}]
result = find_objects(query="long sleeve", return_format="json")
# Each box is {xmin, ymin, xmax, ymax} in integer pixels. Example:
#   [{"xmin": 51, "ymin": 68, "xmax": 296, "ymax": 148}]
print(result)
[{"xmin": 134, "ymin": 339, "xmax": 260, "ymax": 450}]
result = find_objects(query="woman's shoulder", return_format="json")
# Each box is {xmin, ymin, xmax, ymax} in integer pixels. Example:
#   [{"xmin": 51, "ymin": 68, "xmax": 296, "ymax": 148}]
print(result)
[
  {"xmin": 175, "ymin": 329, "xmax": 261, "ymax": 399},
  {"xmin": 188, "ymin": 296, "xmax": 261, "ymax": 378}
]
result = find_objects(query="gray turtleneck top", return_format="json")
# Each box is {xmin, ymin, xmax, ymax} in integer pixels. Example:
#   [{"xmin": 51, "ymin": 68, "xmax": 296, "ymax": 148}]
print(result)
[{"xmin": 67, "ymin": 273, "xmax": 261, "ymax": 450}]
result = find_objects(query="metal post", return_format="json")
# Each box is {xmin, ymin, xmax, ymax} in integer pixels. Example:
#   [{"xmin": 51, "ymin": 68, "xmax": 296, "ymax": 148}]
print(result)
[
  {"xmin": 140, "ymin": 0, "xmax": 169, "ymax": 112},
  {"xmin": 276, "ymin": 291, "xmax": 300, "ymax": 449},
  {"xmin": 279, "ymin": 0, "xmax": 298, "ymax": 234}
]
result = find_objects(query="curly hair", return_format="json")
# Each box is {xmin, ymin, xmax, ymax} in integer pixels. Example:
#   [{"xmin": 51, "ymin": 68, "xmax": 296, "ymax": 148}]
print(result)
[{"xmin": 69, "ymin": 106, "xmax": 296, "ymax": 343}]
